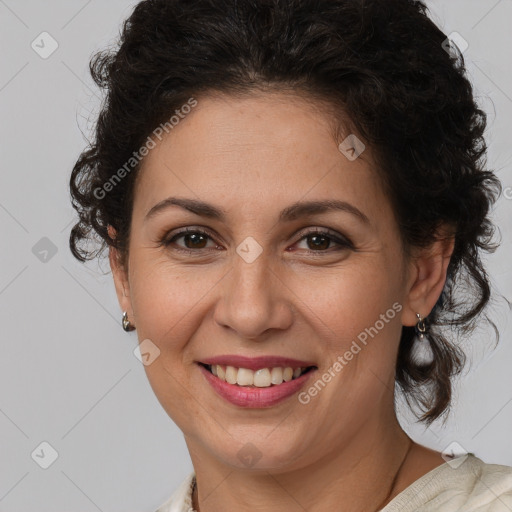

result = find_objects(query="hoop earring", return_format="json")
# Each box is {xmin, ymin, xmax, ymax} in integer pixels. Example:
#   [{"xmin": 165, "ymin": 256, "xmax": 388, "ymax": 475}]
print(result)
[
  {"xmin": 410, "ymin": 312, "xmax": 434, "ymax": 366},
  {"xmin": 122, "ymin": 311, "xmax": 135, "ymax": 332}
]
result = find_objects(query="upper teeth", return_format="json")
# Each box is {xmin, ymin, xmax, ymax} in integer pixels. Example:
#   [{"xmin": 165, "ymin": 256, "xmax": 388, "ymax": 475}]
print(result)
[{"xmin": 210, "ymin": 365, "xmax": 305, "ymax": 387}]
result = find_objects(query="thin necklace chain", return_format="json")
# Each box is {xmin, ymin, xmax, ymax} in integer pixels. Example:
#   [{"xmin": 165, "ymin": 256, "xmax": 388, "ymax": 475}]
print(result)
[
  {"xmin": 373, "ymin": 438, "xmax": 413, "ymax": 512},
  {"xmin": 191, "ymin": 438, "xmax": 413, "ymax": 512}
]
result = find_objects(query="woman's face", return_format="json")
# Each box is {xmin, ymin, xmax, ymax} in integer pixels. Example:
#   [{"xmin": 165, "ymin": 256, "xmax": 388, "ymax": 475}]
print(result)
[{"xmin": 111, "ymin": 91, "xmax": 425, "ymax": 472}]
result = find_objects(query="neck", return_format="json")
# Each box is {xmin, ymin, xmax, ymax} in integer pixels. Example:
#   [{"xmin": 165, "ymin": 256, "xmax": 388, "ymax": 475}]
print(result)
[{"xmin": 187, "ymin": 416, "xmax": 415, "ymax": 512}]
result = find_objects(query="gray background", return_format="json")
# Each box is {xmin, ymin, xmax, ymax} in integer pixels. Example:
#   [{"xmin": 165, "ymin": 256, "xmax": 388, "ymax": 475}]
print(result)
[{"xmin": 0, "ymin": 1, "xmax": 511, "ymax": 511}]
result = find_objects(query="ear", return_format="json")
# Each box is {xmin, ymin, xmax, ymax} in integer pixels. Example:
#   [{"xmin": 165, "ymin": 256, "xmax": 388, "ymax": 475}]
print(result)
[
  {"xmin": 402, "ymin": 226, "xmax": 455, "ymax": 327},
  {"xmin": 108, "ymin": 225, "xmax": 133, "ymax": 319}
]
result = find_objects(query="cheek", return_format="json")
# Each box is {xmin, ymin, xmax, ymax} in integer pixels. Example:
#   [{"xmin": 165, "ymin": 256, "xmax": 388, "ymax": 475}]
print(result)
[
  {"xmin": 128, "ymin": 258, "xmax": 210, "ymax": 352},
  {"xmin": 128, "ymin": 260, "xmax": 210, "ymax": 426},
  {"xmin": 290, "ymin": 259, "xmax": 405, "ymax": 403},
  {"xmin": 293, "ymin": 262, "xmax": 402, "ymax": 339},
  {"xmin": 129, "ymin": 248, "xmax": 404, "ymax": 346}
]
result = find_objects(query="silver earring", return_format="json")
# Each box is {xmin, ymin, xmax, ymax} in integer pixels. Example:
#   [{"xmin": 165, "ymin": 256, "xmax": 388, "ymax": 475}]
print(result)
[
  {"xmin": 122, "ymin": 311, "xmax": 135, "ymax": 332},
  {"xmin": 410, "ymin": 313, "xmax": 434, "ymax": 366}
]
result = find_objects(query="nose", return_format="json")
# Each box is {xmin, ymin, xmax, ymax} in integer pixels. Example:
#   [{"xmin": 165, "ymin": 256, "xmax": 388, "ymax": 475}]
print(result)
[{"xmin": 213, "ymin": 247, "xmax": 293, "ymax": 340}]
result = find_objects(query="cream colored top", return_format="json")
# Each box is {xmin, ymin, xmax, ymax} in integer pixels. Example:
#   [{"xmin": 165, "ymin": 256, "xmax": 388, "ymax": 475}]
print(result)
[{"xmin": 155, "ymin": 454, "xmax": 512, "ymax": 512}]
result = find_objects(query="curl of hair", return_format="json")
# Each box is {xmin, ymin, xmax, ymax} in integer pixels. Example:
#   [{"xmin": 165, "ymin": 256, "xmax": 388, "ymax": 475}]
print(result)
[{"xmin": 69, "ymin": 0, "xmax": 502, "ymax": 425}]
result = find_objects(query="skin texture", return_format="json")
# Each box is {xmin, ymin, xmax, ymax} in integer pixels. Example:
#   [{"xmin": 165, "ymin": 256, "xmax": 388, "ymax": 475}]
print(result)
[{"xmin": 109, "ymin": 91, "xmax": 453, "ymax": 511}]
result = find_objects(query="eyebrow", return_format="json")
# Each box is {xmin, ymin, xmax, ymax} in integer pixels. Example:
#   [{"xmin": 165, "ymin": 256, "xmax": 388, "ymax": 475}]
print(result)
[{"xmin": 144, "ymin": 197, "xmax": 370, "ymax": 225}]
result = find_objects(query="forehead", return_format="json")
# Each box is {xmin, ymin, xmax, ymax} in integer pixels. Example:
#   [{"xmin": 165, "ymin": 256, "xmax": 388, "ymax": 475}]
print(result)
[
  {"xmin": 169, "ymin": 91, "xmax": 352, "ymax": 158},
  {"xmin": 133, "ymin": 91, "xmax": 391, "ymax": 226}
]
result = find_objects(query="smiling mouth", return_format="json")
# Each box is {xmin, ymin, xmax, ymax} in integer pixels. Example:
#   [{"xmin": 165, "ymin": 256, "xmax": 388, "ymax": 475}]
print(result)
[{"xmin": 198, "ymin": 363, "xmax": 317, "ymax": 388}]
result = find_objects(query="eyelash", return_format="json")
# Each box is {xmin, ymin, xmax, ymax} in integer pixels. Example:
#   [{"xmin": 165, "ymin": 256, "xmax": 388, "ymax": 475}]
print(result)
[{"xmin": 160, "ymin": 227, "xmax": 354, "ymax": 255}]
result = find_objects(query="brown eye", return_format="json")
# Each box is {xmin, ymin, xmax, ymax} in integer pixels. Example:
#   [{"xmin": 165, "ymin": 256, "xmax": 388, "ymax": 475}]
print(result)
[
  {"xmin": 161, "ymin": 227, "xmax": 353, "ymax": 255},
  {"xmin": 180, "ymin": 232, "xmax": 208, "ymax": 249},
  {"xmin": 294, "ymin": 228, "xmax": 354, "ymax": 253},
  {"xmin": 305, "ymin": 233, "xmax": 331, "ymax": 250},
  {"xmin": 163, "ymin": 228, "xmax": 219, "ymax": 252}
]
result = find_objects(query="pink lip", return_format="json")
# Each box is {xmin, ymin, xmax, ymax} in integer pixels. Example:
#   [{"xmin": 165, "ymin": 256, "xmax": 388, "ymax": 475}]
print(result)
[
  {"xmin": 198, "ymin": 364, "xmax": 317, "ymax": 408},
  {"xmin": 199, "ymin": 355, "xmax": 316, "ymax": 371}
]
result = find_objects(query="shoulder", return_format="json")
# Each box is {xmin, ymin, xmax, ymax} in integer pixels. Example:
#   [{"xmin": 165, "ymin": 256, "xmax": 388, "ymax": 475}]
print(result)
[
  {"xmin": 463, "ymin": 455, "xmax": 512, "ymax": 511},
  {"xmin": 154, "ymin": 471, "xmax": 196, "ymax": 512},
  {"xmin": 382, "ymin": 454, "xmax": 512, "ymax": 512},
  {"xmin": 153, "ymin": 459, "xmax": 512, "ymax": 512}
]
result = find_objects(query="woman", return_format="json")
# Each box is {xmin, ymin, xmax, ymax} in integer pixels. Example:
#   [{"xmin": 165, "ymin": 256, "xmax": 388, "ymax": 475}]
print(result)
[{"xmin": 68, "ymin": 0, "xmax": 512, "ymax": 510}]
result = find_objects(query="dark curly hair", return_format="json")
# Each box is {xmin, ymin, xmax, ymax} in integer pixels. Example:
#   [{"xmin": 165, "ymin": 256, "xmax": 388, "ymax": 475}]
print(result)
[{"xmin": 69, "ymin": 0, "xmax": 502, "ymax": 426}]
